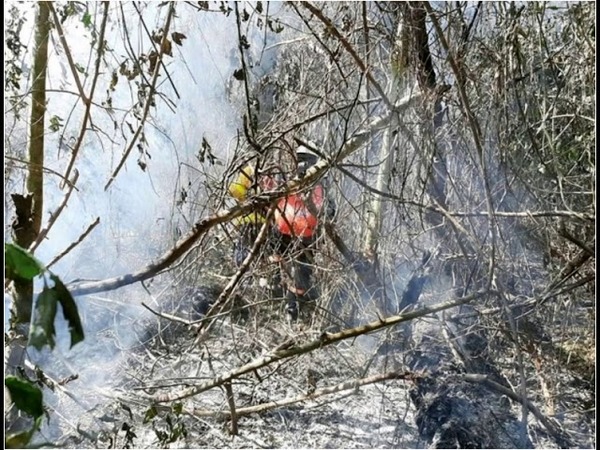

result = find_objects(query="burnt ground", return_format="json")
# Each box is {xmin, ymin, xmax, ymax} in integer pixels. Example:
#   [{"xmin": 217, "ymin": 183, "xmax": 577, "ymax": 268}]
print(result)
[{"xmin": 22, "ymin": 262, "xmax": 595, "ymax": 449}]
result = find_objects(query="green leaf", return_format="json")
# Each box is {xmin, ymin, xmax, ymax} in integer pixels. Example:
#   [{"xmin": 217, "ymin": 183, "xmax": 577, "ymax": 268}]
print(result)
[
  {"xmin": 143, "ymin": 405, "xmax": 158, "ymax": 424},
  {"xmin": 5, "ymin": 376, "xmax": 44, "ymax": 418},
  {"xmin": 81, "ymin": 11, "xmax": 92, "ymax": 29},
  {"xmin": 5, "ymin": 416, "xmax": 42, "ymax": 448},
  {"xmin": 28, "ymin": 286, "xmax": 58, "ymax": 350},
  {"xmin": 49, "ymin": 115, "xmax": 64, "ymax": 132},
  {"xmin": 51, "ymin": 275, "xmax": 85, "ymax": 348},
  {"xmin": 5, "ymin": 243, "xmax": 45, "ymax": 281},
  {"xmin": 74, "ymin": 63, "xmax": 86, "ymax": 74},
  {"xmin": 172, "ymin": 402, "xmax": 183, "ymax": 415},
  {"xmin": 5, "ymin": 430, "xmax": 32, "ymax": 449}
]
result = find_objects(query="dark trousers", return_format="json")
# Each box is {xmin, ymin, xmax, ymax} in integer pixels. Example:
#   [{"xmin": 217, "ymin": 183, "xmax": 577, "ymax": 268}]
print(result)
[
  {"xmin": 271, "ymin": 231, "xmax": 316, "ymax": 319},
  {"xmin": 234, "ymin": 226, "xmax": 316, "ymax": 319}
]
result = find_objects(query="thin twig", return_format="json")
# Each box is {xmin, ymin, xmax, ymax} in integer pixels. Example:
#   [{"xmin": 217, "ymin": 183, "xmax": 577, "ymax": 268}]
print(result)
[
  {"xmin": 493, "ymin": 278, "xmax": 529, "ymax": 445},
  {"xmin": 424, "ymin": 2, "xmax": 498, "ymax": 289},
  {"xmin": 546, "ymin": 250, "xmax": 592, "ymax": 294},
  {"xmin": 30, "ymin": 170, "xmax": 80, "ymax": 253},
  {"xmin": 189, "ymin": 207, "xmax": 276, "ymax": 349},
  {"xmin": 223, "ymin": 382, "xmax": 238, "ymax": 435},
  {"xmin": 300, "ymin": 1, "xmax": 393, "ymax": 110},
  {"xmin": 5, "ymin": 156, "xmax": 78, "ymax": 189},
  {"xmin": 234, "ymin": 2, "xmax": 257, "ymax": 141},
  {"xmin": 334, "ymin": 160, "xmax": 594, "ymax": 222},
  {"xmin": 132, "ymin": 1, "xmax": 180, "ymax": 99},
  {"xmin": 452, "ymin": 275, "xmax": 595, "ymax": 321},
  {"xmin": 46, "ymin": 217, "xmax": 100, "ymax": 269},
  {"xmin": 290, "ymin": 3, "xmax": 349, "ymax": 90},
  {"xmin": 558, "ymin": 223, "xmax": 595, "ymax": 258},
  {"xmin": 66, "ymin": 93, "xmax": 421, "ymax": 297},
  {"xmin": 141, "ymin": 302, "xmax": 193, "ymax": 326},
  {"xmin": 105, "ymin": 3, "xmax": 176, "ymax": 190},
  {"xmin": 260, "ymin": 98, "xmax": 381, "ymax": 152},
  {"xmin": 47, "ymin": 3, "xmax": 89, "ymax": 104},
  {"xmin": 59, "ymin": 1, "xmax": 110, "ymax": 187}
]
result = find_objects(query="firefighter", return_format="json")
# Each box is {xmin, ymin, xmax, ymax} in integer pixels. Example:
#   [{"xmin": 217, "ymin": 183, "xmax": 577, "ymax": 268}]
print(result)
[
  {"xmin": 227, "ymin": 146, "xmax": 331, "ymax": 322},
  {"xmin": 272, "ymin": 145, "xmax": 331, "ymax": 321}
]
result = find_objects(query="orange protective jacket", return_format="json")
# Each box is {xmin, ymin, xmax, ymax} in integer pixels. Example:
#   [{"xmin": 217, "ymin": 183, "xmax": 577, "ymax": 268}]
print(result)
[{"xmin": 274, "ymin": 185, "xmax": 325, "ymax": 238}]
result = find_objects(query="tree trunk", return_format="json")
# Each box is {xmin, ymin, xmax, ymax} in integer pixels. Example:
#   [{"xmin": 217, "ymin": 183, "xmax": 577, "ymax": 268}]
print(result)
[
  {"xmin": 361, "ymin": 17, "xmax": 407, "ymax": 282},
  {"xmin": 386, "ymin": 5, "xmax": 545, "ymax": 448},
  {"xmin": 363, "ymin": 126, "xmax": 397, "ymax": 261},
  {"xmin": 11, "ymin": 1, "xmax": 50, "ymax": 324},
  {"xmin": 27, "ymin": 2, "xmax": 49, "ymax": 236}
]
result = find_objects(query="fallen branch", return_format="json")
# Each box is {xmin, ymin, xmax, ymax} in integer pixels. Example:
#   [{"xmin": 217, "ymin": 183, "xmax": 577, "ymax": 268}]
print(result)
[
  {"xmin": 151, "ymin": 290, "xmax": 485, "ymax": 403},
  {"xmin": 66, "ymin": 201, "xmax": 267, "ymax": 296},
  {"xmin": 190, "ymin": 370, "xmax": 417, "ymax": 419}
]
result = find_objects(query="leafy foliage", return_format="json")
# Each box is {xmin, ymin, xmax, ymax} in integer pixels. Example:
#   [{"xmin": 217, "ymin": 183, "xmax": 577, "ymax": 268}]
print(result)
[
  {"xmin": 5, "ymin": 243, "xmax": 45, "ymax": 281},
  {"xmin": 51, "ymin": 274, "xmax": 85, "ymax": 347},
  {"xmin": 5, "ymin": 243, "xmax": 85, "ymax": 350},
  {"xmin": 5, "ymin": 376, "xmax": 44, "ymax": 418},
  {"xmin": 4, "ymin": 377, "xmax": 45, "ymax": 449},
  {"xmin": 5, "ymin": 4, "xmax": 28, "ymax": 118},
  {"xmin": 143, "ymin": 404, "xmax": 187, "ymax": 447},
  {"xmin": 28, "ymin": 287, "xmax": 59, "ymax": 350}
]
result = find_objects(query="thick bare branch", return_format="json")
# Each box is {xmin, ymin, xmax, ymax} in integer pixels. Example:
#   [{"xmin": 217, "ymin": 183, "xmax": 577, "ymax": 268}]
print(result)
[{"xmin": 152, "ymin": 290, "xmax": 486, "ymax": 403}]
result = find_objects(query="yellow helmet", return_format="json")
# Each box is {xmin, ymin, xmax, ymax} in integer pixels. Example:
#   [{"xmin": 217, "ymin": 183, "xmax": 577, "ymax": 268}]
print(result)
[{"xmin": 228, "ymin": 164, "xmax": 255, "ymax": 201}]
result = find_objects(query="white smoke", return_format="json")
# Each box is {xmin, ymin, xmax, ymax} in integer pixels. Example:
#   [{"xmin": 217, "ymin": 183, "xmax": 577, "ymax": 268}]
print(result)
[{"xmin": 5, "ymin": 2, "xmax": 287, "ymax": 444}]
